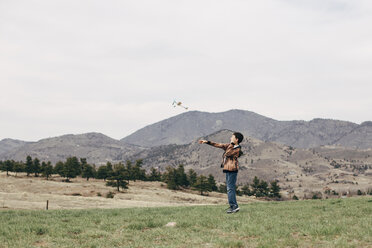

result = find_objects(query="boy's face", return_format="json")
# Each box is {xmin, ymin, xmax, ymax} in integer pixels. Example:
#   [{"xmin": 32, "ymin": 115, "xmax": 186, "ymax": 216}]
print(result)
[{"xmin": 230, "ymin": 135, "xmax": 238, "ymax": 144}]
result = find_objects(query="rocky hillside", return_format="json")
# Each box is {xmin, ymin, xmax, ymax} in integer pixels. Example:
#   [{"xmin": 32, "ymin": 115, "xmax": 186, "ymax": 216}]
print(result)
[
  {"xmin": 0, "ymin": 139, "xmax": 29, "ymax": 156},
  {"xmin": 0, "ymin": 133, "xmax": 144, "ymax": 165},
  {"xmin": 333, "ymin": 121, "xmax": 372, "ymax": 148},
  {"xmin": 121, "ymin": 109, "xmax": 281, "ymax": 147},
  {"xmin": 1, "ymin": 128, "xmax": 371, "ymax": 199},
  {"xmin": 121, "ymin": 109, "xmax": 370, "ymax": 149},
  {"xmin": 128, "ymin": 129, "xmax": 372, "ymax": 198}
]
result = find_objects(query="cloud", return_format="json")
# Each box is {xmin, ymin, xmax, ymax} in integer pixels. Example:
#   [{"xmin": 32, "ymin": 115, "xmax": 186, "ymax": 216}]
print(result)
[{"xmin": 1, "ymin": 0, "xmax": 372, "ymax": 140}]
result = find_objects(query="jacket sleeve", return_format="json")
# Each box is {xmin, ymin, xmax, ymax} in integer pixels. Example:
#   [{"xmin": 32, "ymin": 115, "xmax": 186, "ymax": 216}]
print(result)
[
  {"xmin": 206, "ymin": 141, "xmax": 229, "ymax": 150},
  {"xmin": 224, "ymin": 147, "xmax": 241, "ymax": 157}
]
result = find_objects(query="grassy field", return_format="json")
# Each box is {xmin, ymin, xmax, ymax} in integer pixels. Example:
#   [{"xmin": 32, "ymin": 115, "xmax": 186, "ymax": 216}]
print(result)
[{"xmin": 0, "ymin": 197, "xmax": 371, "ymax": 248}]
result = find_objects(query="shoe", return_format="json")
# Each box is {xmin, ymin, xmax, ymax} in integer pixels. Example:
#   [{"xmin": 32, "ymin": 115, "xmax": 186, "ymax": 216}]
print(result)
[{"xmin": 226, "ymin": 206, "xmax": 240, "ymax": 214}]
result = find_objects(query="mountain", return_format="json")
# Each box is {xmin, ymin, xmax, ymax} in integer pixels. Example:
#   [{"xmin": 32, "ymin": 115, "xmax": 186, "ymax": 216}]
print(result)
[
  {"xmin": 121, "ymin": 109, "xmax": 369, "ymax": 149},
  {"xmin": 333, "ymin": 121, "xmax": 372, "ymax": 149},
  {"xmin": 121, "ymin": 109, "xmax": 281, "ymax": 147},
  {"xmin": 1, "ymin": 129, "xmax": 371, "ymax": 198},
  {"xmin": 1, "ymin": 109, "xmax": 371, "ymax": 167},
  {"xmin": 270, "ymin": 118, "xmax": 359, "ymax": 148},
  {"xmin": 127, "ymin": 129, "xmax": 372, "ymax": 198},
  {"xmin": 0, "ymin": 139, "xmax": 29, "ymax": 156},
  {"xmin": 0, "ymin": 132, "xmax": 144, "ymax": 165}
]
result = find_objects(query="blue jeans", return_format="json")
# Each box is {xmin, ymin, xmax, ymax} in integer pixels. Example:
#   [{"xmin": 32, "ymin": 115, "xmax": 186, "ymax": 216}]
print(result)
[{"xmin": 225, "ymin": 171, "xmax": 238, "ymax": 208}]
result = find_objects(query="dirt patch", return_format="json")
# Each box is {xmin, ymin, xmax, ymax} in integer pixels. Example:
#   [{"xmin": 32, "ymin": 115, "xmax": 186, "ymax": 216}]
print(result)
[{"xmin": 33, "ymin": 240, "xmax": 49, "ymax": 247}]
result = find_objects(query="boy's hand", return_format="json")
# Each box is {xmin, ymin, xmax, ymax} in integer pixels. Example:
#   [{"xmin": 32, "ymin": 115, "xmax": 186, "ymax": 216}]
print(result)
[{"xmin": 198, "ymin": 140, "xmax": 208, "ymax": 144}]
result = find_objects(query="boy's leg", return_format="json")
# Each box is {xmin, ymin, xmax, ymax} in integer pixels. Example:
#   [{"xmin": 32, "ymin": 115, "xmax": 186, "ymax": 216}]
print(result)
[{"xmin": 226, "ymin": 172, "xmax": 238, "ymax": 209}]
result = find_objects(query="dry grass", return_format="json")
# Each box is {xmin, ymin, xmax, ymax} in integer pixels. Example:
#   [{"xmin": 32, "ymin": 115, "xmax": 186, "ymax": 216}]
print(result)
[{"xmin": 0, "ymin": 172, "xmax": 259, "ymax": 210}]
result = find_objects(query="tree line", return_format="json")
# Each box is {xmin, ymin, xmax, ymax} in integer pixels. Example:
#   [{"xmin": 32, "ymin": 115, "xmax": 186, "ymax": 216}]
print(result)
[
  {"xmin": 161, "ymin": 165, "xmax": 281, "ymax": 198},
  {"xmin": 0, "ymin": 156, "xmax": 152, "ymax": 191},
  {"xmin": 0, "ymin": 157, "xmax": 281, "ymax": 198}
]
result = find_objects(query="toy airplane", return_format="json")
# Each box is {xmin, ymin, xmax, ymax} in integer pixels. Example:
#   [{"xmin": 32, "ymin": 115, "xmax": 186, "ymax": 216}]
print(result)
[{"xmin": 172, "ymin": 100, "xmax": 188, "ymax": 110}]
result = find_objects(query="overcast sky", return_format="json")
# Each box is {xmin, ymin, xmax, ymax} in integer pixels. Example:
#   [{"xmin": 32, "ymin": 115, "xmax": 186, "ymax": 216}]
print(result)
[{"xmin": 1, "ymin": 0, "xmax": 372, "ymax": 141}]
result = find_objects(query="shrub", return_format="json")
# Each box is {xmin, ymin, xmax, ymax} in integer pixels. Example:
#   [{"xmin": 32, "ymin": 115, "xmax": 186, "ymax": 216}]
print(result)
[
  {"xmin": 312, "ymin": 192, "xmax": 322, "ymax": 199},
  {"xmin": 106, "ymin": 192, "xmax": 115, "ymax": 198}
]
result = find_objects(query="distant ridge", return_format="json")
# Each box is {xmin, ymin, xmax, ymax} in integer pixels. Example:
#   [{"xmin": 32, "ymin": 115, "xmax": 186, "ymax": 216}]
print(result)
[
  {"xmin": 0, "ymin": 132, "xmax": 144, "ymax": 165},
  {"xmin": 1, "ymin": 109, "xmax": 371, "ymax": 165},
  {"xmin": 121, "ymin": 109, "xmax": 370, "ymax": 149},
  {"xmin": 0, "ymin": 138, "xmax": 29, "ymax": 156}
]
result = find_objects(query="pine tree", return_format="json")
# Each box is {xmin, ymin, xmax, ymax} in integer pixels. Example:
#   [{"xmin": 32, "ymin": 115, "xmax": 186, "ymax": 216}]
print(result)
[
  {"xmin": 149, "ymin": 167, "xmax": 161, "ymax": 181},
  {"xmin": 125, "ymin": 160, "xmax": 133, "ymax": 181},
  {"xmin": 4, "ymin": 160, "xmax": 13, "ymax": 176},
  {"xmin": 241, "ymin": 184, "xmax": 252, "ymax": 196},
  {"xmin": 218, "ymin": 183, "xmax": 227, "ymax": 193},
  {"xmin": 257, "ymin": 180, "xmax": 269, "ymax": 197},
  {"xmin": 251, "ymin": 177, "xmax": 269, "ymax": 197},
  {"xmin": 187, "ymin": 169, "xmax": 198, "ymax": 187},
  {"xmin": 164, "ymin": 166, "xmax": 178, "ymax": 190},
  {"xmin": 250, "ymin": 176, "xmax": 260, "ymax": 196},
  {"xmin": 269, "ymin": 181, "xmax": 281, "ymax": 198},
  {"xmin": 80, "ymin": 158, "xmax": 87, "ymax": 175},
  {"xmin": 80, "ymin": 158, "xmax": 87, "ymax": 165},
  {"xmin": 41, "ymin": 161, "xmax": 46, "ymax": 176},
  {"xmin": 54, "ymin": 161, "xmax": 65, "ymax": 177},
  {"xmin": 106, "ymin": 162, "xmax": 113, "ymax": 177},
  {"xmin": 121, "ymin": 163, "xmax": 130, "ymax": 183},
  {"xmin": 42, "ymin": 161, "xmax": 53, "ymax": 180},
  {"xmin": 63, "ymin": 157, "xmax": 80, "ymax": 181},
  {"xmin": 25, "ymin": 156, "xmax": 33, "ymax": 176},
  {"xmin": 33, "ymin": 158, "xmax": 41, "ymax": 177},
  {"xmin": 176, "ymin": 164, "xmax": 189, "ymax": 187},
  {"xmin": 82, "ymin": 164, "xmax": 95, "ymax": 181},
  {"xmin": 194, "ymin": 175, "xmax": 209, "ymax": 195},
  {"xmin": 207, "ymin": 174, "xmax": 217, "ymax": 191},
  {"xmin": 97, "ymin": 165, "xmax": 109, "ymax": 181},
  {"xmin": 133, "ymin": 159, "xmax": 146, "ymax": 181},
  {"xmin": 106, "ymin": 163, "xmax": 128, "ymax": 191},
  {"xmin": 13, "ymin": 161, "xmax": 24, "ymax": 177}
]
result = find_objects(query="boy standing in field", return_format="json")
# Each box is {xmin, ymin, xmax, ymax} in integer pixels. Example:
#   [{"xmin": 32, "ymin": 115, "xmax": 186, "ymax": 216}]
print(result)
[{"xmin": 199, "ymin": 132, "xmax": 244, "ymax": 214}]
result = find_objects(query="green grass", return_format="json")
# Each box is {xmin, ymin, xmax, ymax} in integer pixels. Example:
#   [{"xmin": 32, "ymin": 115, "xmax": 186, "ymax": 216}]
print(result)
[{"xmin": 1, "ymin": 197, "xmax": 371, "ymax": 248}]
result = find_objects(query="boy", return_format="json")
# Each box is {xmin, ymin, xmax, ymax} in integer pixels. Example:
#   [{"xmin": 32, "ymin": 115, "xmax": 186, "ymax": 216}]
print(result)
[{"xmin": 199, "ymin": 132, "xmax": 244, "ymax": 214}]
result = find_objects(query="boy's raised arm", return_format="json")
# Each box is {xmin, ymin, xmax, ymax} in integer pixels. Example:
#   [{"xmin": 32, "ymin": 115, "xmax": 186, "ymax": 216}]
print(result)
[{"xmin": 198, "ymin": 140, "xmax": 229, "ymax": 150}]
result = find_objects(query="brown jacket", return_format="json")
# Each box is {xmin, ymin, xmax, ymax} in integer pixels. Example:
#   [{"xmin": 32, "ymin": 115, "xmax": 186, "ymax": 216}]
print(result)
[{"xmin": 207, "ymin": 141, "xmax": 241, "ymax": 172}]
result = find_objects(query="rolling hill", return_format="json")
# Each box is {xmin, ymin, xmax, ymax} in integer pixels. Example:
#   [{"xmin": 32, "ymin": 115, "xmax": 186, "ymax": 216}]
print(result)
[
  {"xmin": 0, "ymin": 132, "xmax": 144, "ymax": 165},
  {"xmin": 127, "ymin": 129, "xmax": 372, "ymax": 199},
  {"xmin": 120, "ymin": 109, "xmax": 371, "ymax": 149}
]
